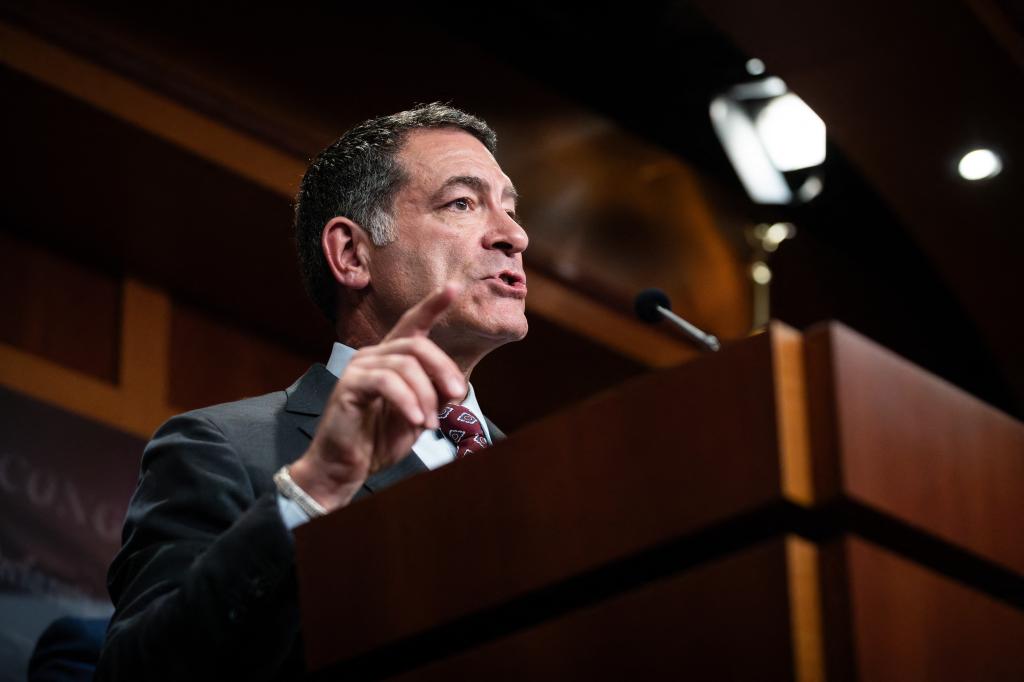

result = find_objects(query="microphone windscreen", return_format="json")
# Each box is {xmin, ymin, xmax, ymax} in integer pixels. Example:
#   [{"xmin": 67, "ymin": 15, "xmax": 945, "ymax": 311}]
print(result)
[{"xmin": 634, "ymin": 288, "xmax": 671, "ymax": 323}]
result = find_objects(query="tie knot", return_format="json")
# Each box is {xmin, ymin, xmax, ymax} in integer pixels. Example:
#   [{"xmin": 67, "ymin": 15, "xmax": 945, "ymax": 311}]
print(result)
[{"xmin": 438, "ymin": 404, "xmax": 488, "ymax": 459}]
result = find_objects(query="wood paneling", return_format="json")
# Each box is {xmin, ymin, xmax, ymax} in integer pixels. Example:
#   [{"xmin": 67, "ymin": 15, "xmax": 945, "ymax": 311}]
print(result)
[
  {"xmin": 297, "ymin": 323, "xmax": 1024, "ymax": 678},
  {"xmin": 693, "ymin": 0, "xmax": 1024, "ymax": 415},
  {"xmin": 846, "ymin": 537, "xmax": 1024, "ymax": 681},
  {"xmin": 0, "ymin": 231, "xmax": 120, "ymax": 383},
  {"xmin": 0, "ymin": 20, "xmax": 305, "ymax": 196},
  {"xmin": 169, "ymin": 300, "xmax": 316, "ymax": 410},
  {"xmin": 297, "ymin": 327, "xmax": 793, "ymax": 670},
  {"xmin": 0, "ymin": 63, "xmax": 325, "ymax": 358},
  {"xmin": 786, "ymin": 536, "xmax": 826, "ymax": 682},
  {"xmin": 0, "ymin": 277, "xmax": 175, "ymax": 439},
  {"xmin": 0, "ymin": 54, "xmax": 696, "ymax": 431},
  {"xmin": 806, "ymin": 322, "xmax": 1024, "ymax": 575},
  {"xmin": 384, "ymin": 540, "xmax": 795, "ymax": 681},
  {"xmin": 772, "ymin": 325, "xmax": 814, "ymax": 505},
  {"xmin": 0, "ymin": 50, "xmax": 669, "ymax": 440},
  {"xmin": 472, "ymin": 312, "xmax": 649, "ymax": 432},
  {"xmin": 0, "ymin": 18, "xmax": 701, "ymax": 378},
  {"xmin": 503, "ymin": 117, "xmax": 753, "ymax": 340}
]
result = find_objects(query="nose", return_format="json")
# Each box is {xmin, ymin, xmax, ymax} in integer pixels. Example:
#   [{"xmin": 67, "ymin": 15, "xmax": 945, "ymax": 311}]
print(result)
[{"xmin": 486, "ymin": 210, "xmax": 529, "ymax": 255}]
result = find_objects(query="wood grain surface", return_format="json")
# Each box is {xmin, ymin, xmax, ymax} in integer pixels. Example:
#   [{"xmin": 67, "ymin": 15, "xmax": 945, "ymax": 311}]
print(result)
[
  {"xmin": 297, "ymin": 327, "xmax": 795, "ymax": 671},
  {"xmin": 806, "ymin": 322, "xmax": 1024, "ymax": 574}
]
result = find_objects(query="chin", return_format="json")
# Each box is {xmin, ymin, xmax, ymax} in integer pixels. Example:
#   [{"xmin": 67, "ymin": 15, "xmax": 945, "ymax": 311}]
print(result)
[
  {"xmin": 476, "ymin": 318, "xmax": 529, "ymax": 344},
  {"xmin": 432, "ymin": 314, "xmax": 527, "ymax": 356},
  {"xmin": 492, "ymin": 309, "xmax": 529, "ymax": 339},
  {"xmin": 474, "ymin": 312, "xmax": 530, "ymax": 342},
  {"xmin": 454, "ymin": 301, "xmax": 528, "ymax": 341}
]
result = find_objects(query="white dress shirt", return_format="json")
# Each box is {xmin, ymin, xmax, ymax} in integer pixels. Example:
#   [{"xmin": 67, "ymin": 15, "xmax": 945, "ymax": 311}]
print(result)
[{"xmin": 277, "ymin": 342, "xmax": 492, "ymax": 529}]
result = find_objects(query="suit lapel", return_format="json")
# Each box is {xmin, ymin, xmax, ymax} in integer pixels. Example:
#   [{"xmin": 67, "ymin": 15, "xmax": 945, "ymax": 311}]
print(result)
[
  {"xmin": 359, "ymin": 453, "xmax": 428, "ymax": 496},
  {"xmin": 283, "ymin": 364, "xmax": 507, "ymax": 499},
  {"xmin": 284, "ymin": 363, "xmax": 337, "ymax": 441},
  {"xmin": 284, "ymin": 364, "xmax": 428, "ymax": 498}
]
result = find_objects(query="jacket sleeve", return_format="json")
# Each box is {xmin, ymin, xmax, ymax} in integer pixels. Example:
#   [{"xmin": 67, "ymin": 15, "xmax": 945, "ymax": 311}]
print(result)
[{"xmin": 96, "ymin": 412, "xmax": 303, "ymax": 681}]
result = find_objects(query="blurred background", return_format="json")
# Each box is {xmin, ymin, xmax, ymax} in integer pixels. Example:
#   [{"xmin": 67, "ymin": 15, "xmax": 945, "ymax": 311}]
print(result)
[{"xmin": 1, "ymin": 0, "xmax": 1022, "ymax": 677}]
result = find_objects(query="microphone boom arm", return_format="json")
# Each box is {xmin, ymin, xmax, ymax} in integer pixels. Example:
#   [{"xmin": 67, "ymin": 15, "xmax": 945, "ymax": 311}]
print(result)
[{"xmin": 655, "ymin": 305, "xmax": 720, "ymax": 352}]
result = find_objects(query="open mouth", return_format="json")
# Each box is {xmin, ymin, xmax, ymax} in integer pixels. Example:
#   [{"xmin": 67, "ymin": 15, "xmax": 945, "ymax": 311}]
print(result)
[
  {"xmin": 485, "ymin": 270, "xmax": 527, "ymax": 295},
  {"xmin": 494, "ymin": 271, "xmax": 525, "ymax": 287}
]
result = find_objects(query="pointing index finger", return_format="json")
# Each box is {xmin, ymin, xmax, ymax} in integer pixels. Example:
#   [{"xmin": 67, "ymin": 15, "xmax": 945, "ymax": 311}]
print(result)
[{"xmin": 386, "ymin": 282, "xmax": 462, "ymax": 340}]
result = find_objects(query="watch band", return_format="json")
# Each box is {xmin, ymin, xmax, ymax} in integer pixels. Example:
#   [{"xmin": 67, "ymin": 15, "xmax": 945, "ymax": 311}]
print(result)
[{"xmin": 273, "ymin": 465, "xmax": 327, "ymax": 519}]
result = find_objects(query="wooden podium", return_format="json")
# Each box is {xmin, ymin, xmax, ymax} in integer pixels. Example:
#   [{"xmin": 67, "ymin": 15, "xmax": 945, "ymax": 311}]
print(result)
[{"xmin": 294, "ymin": 322, "xmax": 1024, "ymax": 681}]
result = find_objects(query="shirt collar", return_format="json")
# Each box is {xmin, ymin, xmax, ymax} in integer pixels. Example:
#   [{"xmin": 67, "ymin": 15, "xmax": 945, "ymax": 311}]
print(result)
[
  {"xmin": 325, "ymin": 341, "xmax": 491, "ymax": 442},
  {"xmin": 325, "ymin": 342, "xmax": 358, "ymax": 378}
]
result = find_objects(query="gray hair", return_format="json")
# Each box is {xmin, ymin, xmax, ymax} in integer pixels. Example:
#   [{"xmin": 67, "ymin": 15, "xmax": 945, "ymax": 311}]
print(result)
[{"xmin": 294, "ymin": 103, "xmax": 498, "ymax": 321}]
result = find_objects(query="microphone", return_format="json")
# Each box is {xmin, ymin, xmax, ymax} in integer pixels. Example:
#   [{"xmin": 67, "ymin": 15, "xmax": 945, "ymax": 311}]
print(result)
[{"xmin": 634, "ymin": 288, "xmax": 721, "ymax": 352}]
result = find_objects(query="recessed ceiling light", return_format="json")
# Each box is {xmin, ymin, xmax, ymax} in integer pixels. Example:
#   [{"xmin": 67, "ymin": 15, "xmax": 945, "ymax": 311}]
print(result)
[{"xmin": 958, "ymin": 148, "xmax": 1002, "ymax": 181}]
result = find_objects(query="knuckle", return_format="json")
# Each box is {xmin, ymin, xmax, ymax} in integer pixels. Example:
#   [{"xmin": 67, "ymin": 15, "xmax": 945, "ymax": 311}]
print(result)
[
  {"xmin": 395, "ymin": 355, "xmax": 418, "ymax": 372},
  {"xmin": 368, "ymin": 368, "xmax": 392, "ymax": 388},
  {"xmin": 388, "ymin": 338, "xmax": 411, "ymax": 353}
]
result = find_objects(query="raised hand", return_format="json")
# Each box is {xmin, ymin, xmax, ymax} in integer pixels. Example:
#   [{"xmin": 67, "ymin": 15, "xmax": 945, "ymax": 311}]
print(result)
[{"xmin": 288, "ymin": 283, "xmax": 467, "ymax": 512}]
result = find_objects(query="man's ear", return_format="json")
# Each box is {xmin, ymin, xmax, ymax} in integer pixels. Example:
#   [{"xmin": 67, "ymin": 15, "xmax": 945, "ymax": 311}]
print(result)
[{"xmin": 322, "ymin": 216, "xmax": 372, "ymax": 290}]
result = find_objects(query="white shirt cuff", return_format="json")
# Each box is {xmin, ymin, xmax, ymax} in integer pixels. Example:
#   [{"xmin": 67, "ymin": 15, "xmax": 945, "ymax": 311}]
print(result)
[{"xmin": 276, "ymin": 491, "xmax": 312, "ymax": 531}]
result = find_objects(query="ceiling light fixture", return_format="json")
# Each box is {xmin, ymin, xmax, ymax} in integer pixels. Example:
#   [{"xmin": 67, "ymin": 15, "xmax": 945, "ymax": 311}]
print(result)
[
  {"xmin": 958, "ymin": 148, "xmax": 1002, "ymax": 181},
  {"xmin": 710, "ymin": 77, "xmax": 826, "ymax": 205}
]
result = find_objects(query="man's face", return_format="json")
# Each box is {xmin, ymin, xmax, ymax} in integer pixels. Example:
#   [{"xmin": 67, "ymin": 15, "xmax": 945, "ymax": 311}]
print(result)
[{"xmin": 368, "ymin": 128, "xmax": 529, "ymax": 357}]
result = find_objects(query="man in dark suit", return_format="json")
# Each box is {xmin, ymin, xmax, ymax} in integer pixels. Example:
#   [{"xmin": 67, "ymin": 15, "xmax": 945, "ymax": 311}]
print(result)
[{"xmin": 96, "ymin": 103, "xmax": 528, "ymax": 680}]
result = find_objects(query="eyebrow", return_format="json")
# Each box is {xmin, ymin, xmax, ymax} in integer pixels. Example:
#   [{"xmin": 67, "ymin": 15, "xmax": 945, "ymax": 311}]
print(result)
[{"xmin": 433, "ymin": 175, "xmax": 519, "ymax": 205}]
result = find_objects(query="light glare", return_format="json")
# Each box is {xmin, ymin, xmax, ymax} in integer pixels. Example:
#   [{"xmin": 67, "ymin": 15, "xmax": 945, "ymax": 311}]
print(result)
[
  {"xmin": 958, "ymin": 149, "xmax": 1002, "ymax": 180},
  {"xmin": 710, "ymin": 95, "xmax": 793, "ymax": 204},
  {"xmin": 797, "ymin": 176, "xmax": 824, "ymax": 202},
  {"xmin": 765, "ymin": 222, "xmax": 791, "ymax": 245},
  {"xmin": 751, "ymin": 261, "xmax": 772, "ymax": 285},
  {"xmin": 754, "ymin": 93, "xmax": 827, "ymax": 172}
]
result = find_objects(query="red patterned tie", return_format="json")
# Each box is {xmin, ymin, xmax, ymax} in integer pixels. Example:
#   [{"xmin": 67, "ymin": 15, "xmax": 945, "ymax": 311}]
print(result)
[{"xmin": 438, "ymin": 404, "xmax": 489, "ymax": 459}]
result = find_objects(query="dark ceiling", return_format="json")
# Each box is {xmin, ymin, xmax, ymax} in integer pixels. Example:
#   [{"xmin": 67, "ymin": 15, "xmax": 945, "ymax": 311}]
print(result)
[
  {"xmin": 2, "ymin": 0, "xmax": 1021, "ymax": 417},
  {"xmin": 456, "ymin": 0, "xmax": 1024, "ymax": 416}
]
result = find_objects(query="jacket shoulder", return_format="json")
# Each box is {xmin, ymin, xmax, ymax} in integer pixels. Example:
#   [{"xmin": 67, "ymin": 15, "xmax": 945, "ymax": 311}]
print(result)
[
  {"xmin": 162, "ymin": 363, "xmax": 332, "ymax": 439},
  {"xmin": 181, "ymin": 390, "xmax": 287, "ymax": 433}
]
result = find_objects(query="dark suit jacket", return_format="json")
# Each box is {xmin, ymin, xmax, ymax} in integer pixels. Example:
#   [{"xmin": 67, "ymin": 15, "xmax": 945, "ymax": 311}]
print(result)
[{"xmin": 96, "ymin": 364, "xmax": 503, "ymax": 681}]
